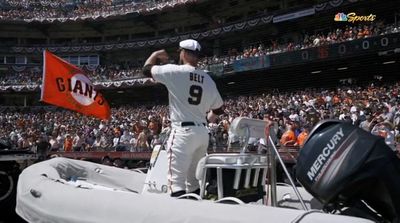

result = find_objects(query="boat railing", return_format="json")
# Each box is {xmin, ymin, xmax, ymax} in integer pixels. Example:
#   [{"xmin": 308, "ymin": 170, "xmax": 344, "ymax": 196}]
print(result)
[{"xmin": 198, "ymin": 117, "xmax": 308, "ymax": 210}]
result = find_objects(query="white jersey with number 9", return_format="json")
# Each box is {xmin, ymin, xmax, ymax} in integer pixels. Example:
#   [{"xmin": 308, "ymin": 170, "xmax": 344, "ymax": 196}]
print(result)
[{"xmin": 151, "ymin": 64, "xmax": 223, "ymax": 123}]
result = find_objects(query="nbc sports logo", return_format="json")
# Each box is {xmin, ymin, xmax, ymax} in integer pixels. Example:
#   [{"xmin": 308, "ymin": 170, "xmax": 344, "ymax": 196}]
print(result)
[
  {"xmin": 334, "ymin": 12, "xmax": 347, "ymax": 22},
  {"xmin": 334, "ymin": 12, "xmax": 376, "ymax": 23}
]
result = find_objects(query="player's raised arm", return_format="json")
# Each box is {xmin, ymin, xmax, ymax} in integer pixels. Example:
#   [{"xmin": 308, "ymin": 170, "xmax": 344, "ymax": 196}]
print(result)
[{"xmin": 142, "ymin": 49, "xmax": 169, "ymax": 78}]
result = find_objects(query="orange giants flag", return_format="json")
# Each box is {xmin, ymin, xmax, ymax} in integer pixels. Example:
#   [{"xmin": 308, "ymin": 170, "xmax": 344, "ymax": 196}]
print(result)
[{"xmin": 41, "ymin": 50, "xmax": 111, "ymax": 120}]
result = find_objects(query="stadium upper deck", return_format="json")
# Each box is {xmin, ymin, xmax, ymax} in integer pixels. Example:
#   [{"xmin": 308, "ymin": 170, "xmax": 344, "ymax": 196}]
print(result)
[
  {"xmin": 0, "ymin": 0, "xmax": 398, "ymax": 104},
  {"xmin": 0, "ymin": 0, "xmax": 371, "ymax": 49}
]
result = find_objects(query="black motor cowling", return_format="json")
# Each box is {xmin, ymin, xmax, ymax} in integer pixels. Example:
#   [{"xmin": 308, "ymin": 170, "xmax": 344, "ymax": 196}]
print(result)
[
  {"xmin": 296, "ymin": 120, "xmax": 400, "ymax": 222},
  {"xmin": 0, "ymin": 161, "xmax": 21, "ymax": 221}
]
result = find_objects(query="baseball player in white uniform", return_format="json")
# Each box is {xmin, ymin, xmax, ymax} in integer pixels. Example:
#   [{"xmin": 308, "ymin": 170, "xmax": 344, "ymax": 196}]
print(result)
[{"xmin": 143, "ymin": 39, "xmax": 224, "ymax": 197}]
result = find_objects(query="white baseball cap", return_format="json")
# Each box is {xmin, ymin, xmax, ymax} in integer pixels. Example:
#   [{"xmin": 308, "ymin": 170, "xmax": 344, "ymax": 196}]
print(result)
[{"xmin": 179, "ymin": 39, "xmax": 201, "ymax": 52}]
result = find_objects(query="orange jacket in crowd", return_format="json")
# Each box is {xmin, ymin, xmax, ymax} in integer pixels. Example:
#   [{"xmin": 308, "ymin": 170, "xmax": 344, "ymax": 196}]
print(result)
[
  {"xmin": 280, "ymin": 129, "xmax": 296, "ymax": 146},
  {"xmin": 333, "ymin": 95, "xmax": 341, "ymax": 105},
  {"xmin": 296, "ymin": 131, "xmax": 309, "ymax": 148},
  {"xmin": 64, "ymin": 137, "xmax": 73, "ymax": 152}
]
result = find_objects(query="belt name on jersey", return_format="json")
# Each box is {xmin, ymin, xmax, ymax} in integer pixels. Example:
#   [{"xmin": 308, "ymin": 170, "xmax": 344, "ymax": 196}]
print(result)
[{"xmin": 190, "ymin": 72, "xmax": 204, "ymax": 84}]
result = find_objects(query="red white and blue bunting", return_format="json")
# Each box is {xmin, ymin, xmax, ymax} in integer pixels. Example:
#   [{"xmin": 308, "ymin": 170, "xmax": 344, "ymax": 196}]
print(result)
[
  {"xmin": 0, "ymin": 78, "xmax": 155, "ymax": 92},
  {"xmin": 9, "ymin": 0, "xmax": 353, "ymax": 54}
]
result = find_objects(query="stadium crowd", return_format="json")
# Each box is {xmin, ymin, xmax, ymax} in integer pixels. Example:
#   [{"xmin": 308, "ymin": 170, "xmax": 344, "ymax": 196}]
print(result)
[
  {"xmin": 0, "ymin": 65, "xmax": 143, "ymax": 86},
  {"xmin": 1, "ymin": 81, "xmax": 400, "ymax": 153},
  {"xmin": 0, "ymin": 22, "xmax": 398, "ymax": 86},
  {"xmin": 198, "ymin": 22, "xmax": 400, "ymax": 68},
  {"xmin": 0, "ymin": 0, "xmax": 197, "ymax": 21}
]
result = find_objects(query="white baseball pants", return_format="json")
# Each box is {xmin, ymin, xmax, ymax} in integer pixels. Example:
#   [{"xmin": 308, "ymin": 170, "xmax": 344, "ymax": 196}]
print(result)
[{"xmin": 167, "ymin": 124, "xmax": 209, "ymax": 193}]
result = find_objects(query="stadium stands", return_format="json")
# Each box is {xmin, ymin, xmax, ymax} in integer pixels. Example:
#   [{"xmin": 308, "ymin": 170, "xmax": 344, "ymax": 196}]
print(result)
[
  {"xmin": 0, "ymin": 0, "xmax": 197, "ymax": 22},
  {"xmin": 0, "ymin": 0, "xmax": 398, "ymax": 157},
  {"xmin": 1, "ymin": 81, "xmax": 400, "ymax": 153},
  {"xmin": 0, "ymin": 22, "xmax": 398, "ymax": 87},
  {"xmin": 199, "ymin": 22, "xmax": 400, "ymax": 68}
]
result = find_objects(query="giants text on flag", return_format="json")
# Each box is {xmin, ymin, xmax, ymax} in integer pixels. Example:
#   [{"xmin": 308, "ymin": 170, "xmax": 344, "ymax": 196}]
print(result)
[{"xmin": 41, "ymin": 50, "xmax": 111, "ymax": 120}]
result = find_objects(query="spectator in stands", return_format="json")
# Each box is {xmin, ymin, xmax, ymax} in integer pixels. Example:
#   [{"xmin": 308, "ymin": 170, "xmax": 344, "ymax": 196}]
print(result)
[
  {"xmin": 147, "ymin": 117, "xmax": 159, "ymax": 147},
  {"xmin": 295, "ymin": 125, "xmax": 310, "ymax": 148},
  {"xmin": 292, "ymin": 121, "xmax": 302, "ymax": 137},
  {"xmin": 133, "ymin": 120, "xmax": 144, "ymax": 137},
  {"xmin": 92, "ymin": 134, "xmax": 106, "ymax": 151},
  {"xmin": 72, "ymin": 131, "xmax": 84, "ymax": 151},
  {"xmin": 359, "ymin": 115, "xmax": 374, "ymax": 132},
  {"xmin": 84, "ymin": 132, "xmax": 95, "ymax": 151},
  {"xmin": 289, "ymin": 109, "xmax": 300, "ymax": 122},
  {"xmin": 129, "ymin": 136, "xmax": 137, "ymax": 152},
  {"xmin": 280, "ymin": 122, "xmax": 297, "ymax": 146},
  {"xmin": 49, "ymin": 134, "xmax": 61, "ymax": 151},
  {"xmin": 393, "ymin": 112, "xmax": 400, "ymax": 127},
  {"xmin": 136, "ymin": 128, "xmax": 149, "ymax": 152},
  {"xmin": 36, "ymin": 134, "xmax": 51, "ymax": 162},
  {"xmin": 18, "ymin": 133, "xmax": 31, "ymax": 149},
  {"xmin": 119, "ymin": 130, "xmax": 132, "ymax": 149},
  {"xmin": 64, "ymin": 134, "xmax": 73, "ymax": 152},
  {"xmin": 113, "ymin": 131, "xmax": 122, "ymax": 151},
  {"xmin": 379, "ymin": 106, "xmax": 394, "ymax": 123},
  {"xmin": 371, "ymin": 121, "xmax": 396, "ymax": 151}
]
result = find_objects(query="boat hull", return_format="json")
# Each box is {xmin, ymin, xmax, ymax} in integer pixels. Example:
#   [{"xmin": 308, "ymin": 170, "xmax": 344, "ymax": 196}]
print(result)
[{"xmin": 16, "ymin": 157, "xmax": 373, "ymax": 223}]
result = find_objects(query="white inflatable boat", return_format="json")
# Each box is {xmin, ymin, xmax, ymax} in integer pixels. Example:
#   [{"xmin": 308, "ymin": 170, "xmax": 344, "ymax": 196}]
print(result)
[{"xmin": 16, "ymin": 118, "xmax": 377, "ymax": 223}]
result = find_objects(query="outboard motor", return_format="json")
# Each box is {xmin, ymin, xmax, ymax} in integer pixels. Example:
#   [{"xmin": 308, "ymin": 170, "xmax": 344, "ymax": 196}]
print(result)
[
  {"xmin": 296, "ymin": 120, "xmax": 400, "ymax": 222},
  {"xmin": 0, "ymin": 161, "xmax": 21, "ymax": 221}
]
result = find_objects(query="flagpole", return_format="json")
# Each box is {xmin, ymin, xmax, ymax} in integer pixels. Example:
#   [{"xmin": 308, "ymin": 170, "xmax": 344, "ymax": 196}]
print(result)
[{"xmin": 40, "ymin": 50, "xmax": 47, "ymax": 101}]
